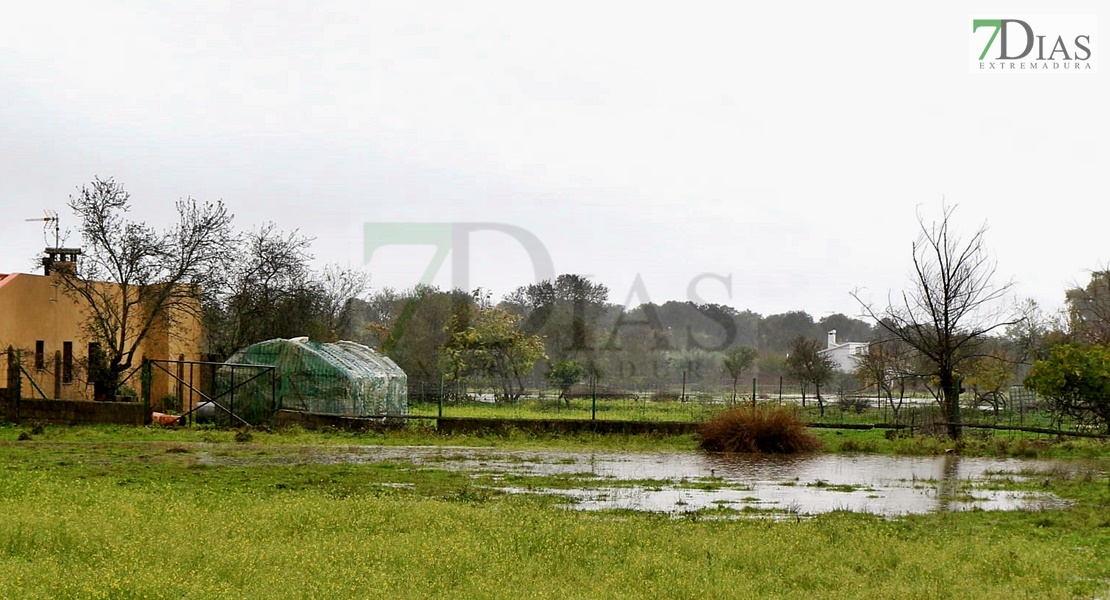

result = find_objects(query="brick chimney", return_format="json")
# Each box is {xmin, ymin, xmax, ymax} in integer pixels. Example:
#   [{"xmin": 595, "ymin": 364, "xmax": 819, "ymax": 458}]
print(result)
[{"xmin": 42, "ymin": 247, "xmax": 81, "ymax": 276}]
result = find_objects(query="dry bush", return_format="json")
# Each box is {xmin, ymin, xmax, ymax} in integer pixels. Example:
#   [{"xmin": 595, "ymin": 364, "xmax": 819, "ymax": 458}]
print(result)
[
  {"xmin": 650, "ymin": 390, "xmax": 681, "ymax": 402},
  {"xmin": 698, "ymin": 406, "xmax": 820, "ymax": 454}
]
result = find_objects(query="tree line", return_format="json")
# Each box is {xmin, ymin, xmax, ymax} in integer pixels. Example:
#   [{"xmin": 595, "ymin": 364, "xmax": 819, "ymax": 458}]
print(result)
[
  {"xmin": 339, "ymin": 277, "xmax": 876, "ymax": 400},
  {"xmin": 46, "ymin": 180, "xmax": 1110, "ymax": 438}
]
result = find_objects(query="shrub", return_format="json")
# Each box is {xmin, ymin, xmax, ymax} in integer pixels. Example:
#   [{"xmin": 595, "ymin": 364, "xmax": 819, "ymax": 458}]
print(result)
[
  {"xmin": 160, "ymin": 394, "xmax": 182, "ymax": 413},
  {"xmin": 836, "ymin": 395, "xmax": 870, "ymax": 414},
  {"xmin": 650, "ymin": 391, "xmax": 681, "ymax": 402},
  {"xmin": 697, "ymin": 406, "xmax": 820, "ymax": 454}
]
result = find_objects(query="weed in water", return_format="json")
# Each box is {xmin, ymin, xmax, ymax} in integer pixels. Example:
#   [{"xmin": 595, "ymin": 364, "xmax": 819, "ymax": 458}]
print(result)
[{"xmin": 697, "ymin": 406, "xmax": 820, "ymax": 454}]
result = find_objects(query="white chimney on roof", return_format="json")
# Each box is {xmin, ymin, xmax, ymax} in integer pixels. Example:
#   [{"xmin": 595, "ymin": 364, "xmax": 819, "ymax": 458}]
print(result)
[{"xmin": 827, "ymin": 330, "xmax": 837, "ymax": 349}]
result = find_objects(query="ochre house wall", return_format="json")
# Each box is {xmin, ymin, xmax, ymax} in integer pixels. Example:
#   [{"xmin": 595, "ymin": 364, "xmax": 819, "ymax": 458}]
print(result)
[{"xmin": 0, "ymin": 272, "xmax": 202, "ymax": 402}]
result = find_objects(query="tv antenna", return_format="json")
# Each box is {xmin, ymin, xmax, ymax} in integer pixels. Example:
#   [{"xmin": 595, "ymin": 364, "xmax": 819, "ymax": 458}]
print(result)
[{"xmin": 25, "ymin": 210, "xmax": 60, "ymax": 248}]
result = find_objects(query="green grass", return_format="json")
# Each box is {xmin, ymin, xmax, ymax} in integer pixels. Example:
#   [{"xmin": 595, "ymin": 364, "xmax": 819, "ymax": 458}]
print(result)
[
  {"xmin": 6, "ymin": 421, "xmax": 1110, "ymax": 459},
  {"xmin": 2, "ymin": 431, "xmax": 1110, "ymax": 598},
  {"xmin": 0, "ymin": 421, "xmax": 700, "ymax": 453},
  {"xmin": 814, "ymin": 427, "xmax": 1110, "ymax": 458},
  {"xmin": 413, "ymin": 394, "xmax": 1107, "ymax": 436},
  {"xmin": 409, "ymin": 397, "xmax": 720, "ymax": 423}
]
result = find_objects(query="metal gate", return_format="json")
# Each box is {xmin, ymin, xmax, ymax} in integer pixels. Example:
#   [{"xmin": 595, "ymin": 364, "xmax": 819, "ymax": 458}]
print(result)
[{"xmin": 143, "ymin": 359, "xmax": 275, "ymax": 427}]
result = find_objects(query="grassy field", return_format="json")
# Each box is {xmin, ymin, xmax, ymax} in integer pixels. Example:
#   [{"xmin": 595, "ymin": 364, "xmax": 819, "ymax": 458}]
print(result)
[
  {"xmin": 409, "ymin": 394, "xmax": 1096, "ymax": 433},
  {"xmin": 2, "ymin": 424, "xmax": 1110, "ymax": 598},
  {"xmin": 408, "ymin": 396, "xmax": 721, "ymax": 423},
  {"xmin": 12, "ymin": 418, "xmax": 1110, "ymax": 459}
]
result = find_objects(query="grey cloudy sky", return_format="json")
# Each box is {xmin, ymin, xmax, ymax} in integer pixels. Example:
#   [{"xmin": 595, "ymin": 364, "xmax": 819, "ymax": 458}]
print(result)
[{"xmin": 1, "ymin": 2, "xmax": 1105, "ymax": 318}]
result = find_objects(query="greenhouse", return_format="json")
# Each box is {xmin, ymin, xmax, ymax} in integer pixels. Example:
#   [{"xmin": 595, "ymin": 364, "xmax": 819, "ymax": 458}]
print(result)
[{"xmin": 216, "ymin": 337, "xmax": 407, "ymax": 424}]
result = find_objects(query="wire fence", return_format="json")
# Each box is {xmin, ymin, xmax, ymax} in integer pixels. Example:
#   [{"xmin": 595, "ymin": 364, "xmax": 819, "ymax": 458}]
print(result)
[
  {"xmin": 403, "ymin": 377, "xmax": 1104, "ymax": 438},
  {"xmin": 2, "ymin": 347, "xmax": 1102, "ymax": 438}
]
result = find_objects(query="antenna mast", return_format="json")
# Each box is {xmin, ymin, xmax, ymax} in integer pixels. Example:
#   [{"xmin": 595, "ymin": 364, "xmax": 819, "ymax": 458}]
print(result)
[
  {"xmin": 26, "ymin": 211, "xmax": 78, "ymax": 276},
  {"xmin": 25, "ymin": 210, "xmax": 60, "ymax": 248}
]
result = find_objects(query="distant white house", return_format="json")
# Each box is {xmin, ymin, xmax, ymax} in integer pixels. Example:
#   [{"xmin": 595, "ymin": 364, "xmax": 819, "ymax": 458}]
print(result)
[{"xmin": 818, "ymin": 330, "xmax": 868, "ymax": 373}]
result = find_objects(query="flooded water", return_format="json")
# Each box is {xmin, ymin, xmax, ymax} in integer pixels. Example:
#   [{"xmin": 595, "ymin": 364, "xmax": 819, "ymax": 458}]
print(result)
[{"xmin": 200, "ymin": 446, "xmax": 1081, "ymax": 517}]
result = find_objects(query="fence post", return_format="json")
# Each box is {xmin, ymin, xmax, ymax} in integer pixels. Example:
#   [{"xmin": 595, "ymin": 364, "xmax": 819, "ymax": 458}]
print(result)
[
  {"xmin": 15, "ymin": 349, "xmax": 22, "ymax": 418},
  {"xmin": 591, "ymin": 376, "xmax": 597, "ymax": 421},
  {"xmin": 5, "ymin": 348, "xmax": 21, "ymax": 422},
  {"xmin": 141, "ymin": 357, "xmax": 152, "ymax": 424},
  {"xmin": 751, "ymin": 377, "xmax": 757, "ymax": 407},
  {"xmin": 953, "ymin": 377, "xmax": 962, "ymax": 439},
  {"xmin": 230, "ymin": 366, "xmax": 236, "ymax": 425},
  {"xmin": 6, "ymin": 346, "xmax": 19, "ymax": 393}
]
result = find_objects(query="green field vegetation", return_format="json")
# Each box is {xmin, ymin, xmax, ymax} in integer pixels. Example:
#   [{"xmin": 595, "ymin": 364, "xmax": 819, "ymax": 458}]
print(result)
[
  {"xmin": 1, "ymin": 422, "xmax": 700, "ymax": 453},
  {"xmin": 409, "ymin": 393, "xmax": 1093, "ymax": 431},
  {"xmin": 408, "ymin": 395, "xmax": 721, "ymax": 423},
  {"xmin": 2, "ymin": 424, "xmax": 1110, "ymax": 598}
]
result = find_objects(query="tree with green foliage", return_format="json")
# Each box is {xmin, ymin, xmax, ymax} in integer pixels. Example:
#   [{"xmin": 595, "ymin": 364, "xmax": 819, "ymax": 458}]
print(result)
[
  {"xmin": 503, "ymin": 274, "xmax": 609, "ymax": 362},
  {"xmin": 665, "ymin": 348, "xmax": 719, "ymax": 385},
  {"xmin": 1065, "ymin": 271, "xmax": 1110, "ymax": 345},
  {"xmin": 785, "ymin": 336, "xmax": 836, "ymax": 417},
  {"xmin": 962, "ymin": 350, "xmax": 1013, "ymax": 415},
  {"xmin": 1024, "ymin": 343, "xmax": 1110, "ymax": 433},
  {"xmin": 722, "ymin": 345, "xmax": 758, "ymax": 405},
  {"xmin": 344, "ymin": 285, "xmax": 476, "ymax": 397},
  {"xmin": 545, "ymin": 359, "xmax": 585, "ymax": 407},
  {"xmin": 441, "ymin": 305, "xmax": 546, "ymax": 402},
  {"xmin": 759, "ymin": 311, "xmax": 816, "ymax": 353}
]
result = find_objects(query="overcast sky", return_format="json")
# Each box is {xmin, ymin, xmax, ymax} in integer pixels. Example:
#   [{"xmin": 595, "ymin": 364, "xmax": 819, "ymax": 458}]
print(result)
[{"xmin": 1, "ymin": 2, "xmax": 1105, "ymax": 319}]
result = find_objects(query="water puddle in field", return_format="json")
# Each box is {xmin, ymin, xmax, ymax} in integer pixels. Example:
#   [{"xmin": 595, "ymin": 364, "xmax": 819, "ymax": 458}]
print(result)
[{"xmin": 199, "ymin": 447, "xmax": 1081, "ymax": 517}]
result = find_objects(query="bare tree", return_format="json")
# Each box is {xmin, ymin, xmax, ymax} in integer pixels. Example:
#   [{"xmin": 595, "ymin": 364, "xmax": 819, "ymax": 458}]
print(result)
[
  {"xmin": 785, "ymin": 336, "xmax": 836, "ymax": 417},
  {"xmin": 853, "ymin": 334, "xmax": 916, "ymax": 421},
  {"xmin": 316, "ymin": 264, "xmax": 372, "ymax": 341},
  {"xmin": 1005, "ymin": 298, "xmax": 1068, "ymax": 382},
  {"xmin": 203, "ymin": 225, "xmax": 373, "ymax": 357},
  {"xmin": 60, "ymin": 178, "xmax": 234, "ymax": 397},
  {"xmin": 853, "ymin": 205, "xmax": 1017, "ymax": 439},
  {"xmin": 203, "ymin": 223, "xmax": 316, "ymax": 359}
]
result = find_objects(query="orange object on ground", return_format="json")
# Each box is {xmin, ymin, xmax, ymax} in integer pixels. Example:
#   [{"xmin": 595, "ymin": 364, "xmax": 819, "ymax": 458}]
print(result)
[{"xmin": 151, "ymin": 412, "xmax": 181, "ymax": 426}]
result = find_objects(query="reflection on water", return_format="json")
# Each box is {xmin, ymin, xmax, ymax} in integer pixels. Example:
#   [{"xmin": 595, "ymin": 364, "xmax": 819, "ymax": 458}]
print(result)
[{"xmin": 200, "ymin": 446, "xmax": 1078, "ymax": 516}]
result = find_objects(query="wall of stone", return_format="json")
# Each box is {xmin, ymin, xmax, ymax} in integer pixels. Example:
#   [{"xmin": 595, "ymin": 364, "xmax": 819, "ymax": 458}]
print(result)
[{"xmin": 0, "ymin": 395, "xmax": 147, "ymax": 426}]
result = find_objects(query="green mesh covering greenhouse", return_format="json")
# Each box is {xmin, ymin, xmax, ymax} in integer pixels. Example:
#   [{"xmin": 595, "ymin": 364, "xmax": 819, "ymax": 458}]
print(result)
[{"xmin": 217, "ymin": 338, "xmax": 407, "ymax": 423}]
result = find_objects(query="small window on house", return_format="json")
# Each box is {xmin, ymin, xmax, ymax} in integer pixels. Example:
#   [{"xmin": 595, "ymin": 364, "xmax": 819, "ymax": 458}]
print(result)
[
  {"xmin": 35, "ymin": 341, "xmax": 45, "ymax": 370},
  {"xmin": 63, "ymin": 341, "xmax": 73, "ymax": 384}
]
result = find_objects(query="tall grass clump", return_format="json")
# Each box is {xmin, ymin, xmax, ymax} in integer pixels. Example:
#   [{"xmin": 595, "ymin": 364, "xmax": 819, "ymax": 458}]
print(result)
[{"xmin": 698, "ymin": 406, "xmax": 820, "ymax": 453}]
